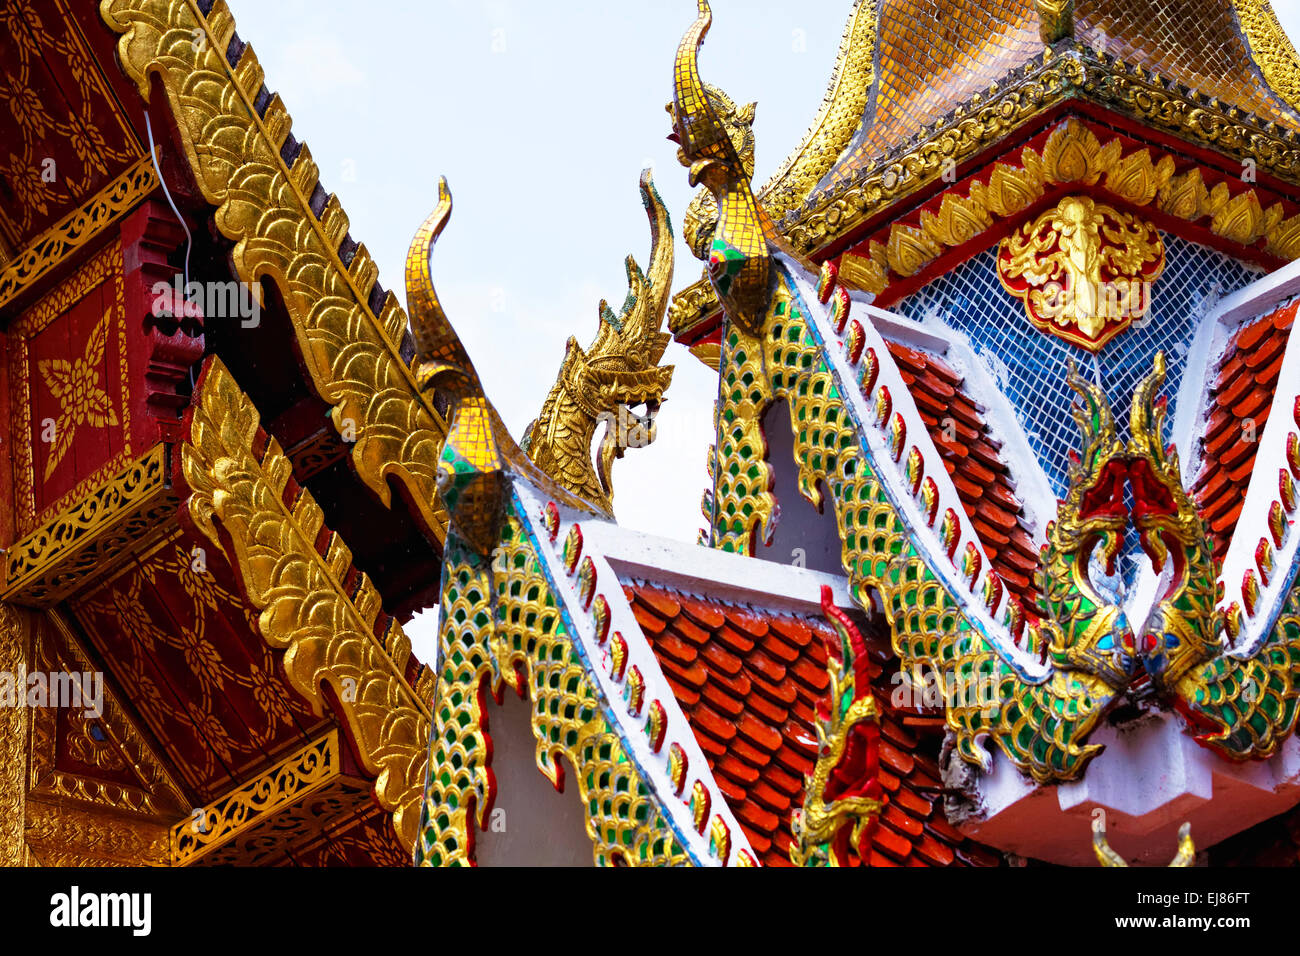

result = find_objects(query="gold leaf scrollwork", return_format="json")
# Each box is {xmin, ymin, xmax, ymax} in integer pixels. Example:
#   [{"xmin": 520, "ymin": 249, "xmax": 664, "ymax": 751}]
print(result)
[
  {"xmin": 998, "ymin": 196, "xmax": 1165, "ymax": 350},
  {"xmin": 178, "ymin": 357, "xmax": 430, "ymax": 852},
  {"xmin": 101, "ymin": 0, "xmax": 450, "ymax": 541}
]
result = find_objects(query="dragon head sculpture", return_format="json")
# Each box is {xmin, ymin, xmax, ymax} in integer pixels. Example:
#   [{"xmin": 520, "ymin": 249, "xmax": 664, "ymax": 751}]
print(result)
[{"xmin": 522, "ymin": 170, "xmax": 675, "ymax": 516}]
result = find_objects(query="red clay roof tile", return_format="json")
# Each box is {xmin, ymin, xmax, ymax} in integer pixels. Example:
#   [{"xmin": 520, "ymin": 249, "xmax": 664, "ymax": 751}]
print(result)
[
  {"xmin": 750, "ymin": 780, "xmax": 792, "ymax": 815},
  {"xmin": 736, "ymin": 712, "xmax": 784, "ymax": 753},
  {"xmin": 700, "ymin": 681, "xmax": 745, "ymax": 719},
  {"xmin": 702, "ymin": 642, "xmax": 744, "ymax": 676},
  {"xmin": 714, "ymin": 623, "xmax": 757, "ymax": 655},
  {"xmin": 730, "ymin": 736, "xmax": 776, "ymax": 769},
  {"xmin": 658, "ymin": 655, "xmax": 709, "ymax": 691},
  {"xmin": 635, "ymin": 588, "xmax": 681, "ymax": 620},
  {"xmin": 791, "ymin": 656, "xmax": 832, "ymax": 692},
  {"xmin": 872, "ymin": 822, "xmax": 916, "ymax": 862},
  {"xmin": 651, "ymin": 632, "xmax": 699, "ymax": 667},
  {"xmin": 716, "ymin": 774, "xmax": 748, "ymax": 805},
  {"xmin": 773, "ymin": 742, "xmax": 815, "ymax": 779},
  {"xmin": 748, "ymin": 667, "xmax": 797, "ymax": 705},
  {"xmin": 725, "ymin": 609, "xmax": 771, "ymax": 640},
  {"xmin": 717, "ymin": 756, "xmax": 761, "ymax": 788},
  {"xmin": 744, "ymin": 690, "xmax": 791, "ymax": 727},
  {"xmin": 741, "ymin": 824, "xmax": 772, "ymax": 857},
  {"xmin": 630, "ymin": 602, "xmax": 667, "ymax": 636},
  {"xmin": 894, "ymin": 786, "xmax": 935, "ymax": 819},
  {"xmin": 746, "ymin": 651, "xmax": 789, "ymax": 684},
  {"xmin": 760, "ymin": 631, "xmax": 803, "ymax": 665},
  {"xmin": 677, "ymin": 594, "xmax": 727, "ymax": 630},
  {"xmin": 667, "ymin": 615, "xmax": 712, "ymax": 647},
  {"xmin": 710, "ymin": 668, "xmax": 752, "ymax": 699},
  {"xmin": 629, "ymin": 582, "xmax": 997, "ymax": 866},
  {"xmin": 914, "ymin": 832, "xmax": 957, "ymax": 866},
  {"xmin": 691, "ymin": 704, "xmax": 738, "ymax": 744},
  {"xmin": 879, "ymin": 740, "xmax": 916, "ymax": 776},
  {"xmin": 737, "ymin": 799, "xmax": 781, "ymax": 834},
  {"xmin": 769, "ymin": 615, "xmax": 814, "ymax": 648},
  {"xmin": 883, "ymin": 804, "xmax": 925, "ymax": 838}
]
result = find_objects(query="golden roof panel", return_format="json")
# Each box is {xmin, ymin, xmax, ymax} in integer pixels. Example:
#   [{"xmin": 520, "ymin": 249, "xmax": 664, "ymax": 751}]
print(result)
[{"xmin": 794, "ymin": 0, "xmax": 1300, "ymax": 211}]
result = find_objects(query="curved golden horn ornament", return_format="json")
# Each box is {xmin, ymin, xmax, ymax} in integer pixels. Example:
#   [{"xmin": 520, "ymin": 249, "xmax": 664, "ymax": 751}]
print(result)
[
  {"xmin": 670, "ymin": 0, "xmax": 771, "ymax": 333},
  {"xmin": 1129, "ymin": 351, "xmax": 1171, "ymax": 466},
  {"xmin": 405, "ymin": 176, "xmax": 476, "ymax": 393},
  {"xmin": 1064, "ymin": 358, "xmax": 1121, "ymax": 473},
  {"xmin": 671, "ymin": 0, "xmax": 736, "ymax": 183},
  {"xmin": 1093, "ymin": 819, "xmax": 1195, "ymax": 867}
]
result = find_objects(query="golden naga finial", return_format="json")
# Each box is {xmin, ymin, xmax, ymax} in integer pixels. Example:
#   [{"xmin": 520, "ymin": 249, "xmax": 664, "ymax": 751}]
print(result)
[
  {"xmin": 1036, "ymin": 0, "xmax": 1074, "ymax": 44},
  {"xmin": 670, "ymin": 0, "xmax": 772, "ymax": 333},
  {"xmin": 1093, "ymin": 818, "xmax": 1195, "ymax": 867},
  {"xmin": 405, "ymin": 177, "xmax": 508, "ymax": 555},
  {"xmin": 1127, "ymin": 352, "xmax": 1222, "ymax": 692},
  {"xmin": 523, "ymin": 170, "xmax": 676, "ymax": 515},
  {"xmin": 406, "ymin": 177, "xmax": 478, "ymax": 393},
  {"xmin": 681, "ymin": 84, "xmax": 756, "ymax": 260}
]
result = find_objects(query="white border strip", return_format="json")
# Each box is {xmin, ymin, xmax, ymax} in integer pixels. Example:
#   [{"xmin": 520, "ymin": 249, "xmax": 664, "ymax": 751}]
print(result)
[
  {"xmin": 786, "ymin": 256, "xmax": 1049, "ymax": 681},
  {"xmin": 583, "ymin": 520, "xmax": 854, "ymax": 615},
  {"xmin": 514, "ymin": 481, "xmax": 758, "ymax": 867}
]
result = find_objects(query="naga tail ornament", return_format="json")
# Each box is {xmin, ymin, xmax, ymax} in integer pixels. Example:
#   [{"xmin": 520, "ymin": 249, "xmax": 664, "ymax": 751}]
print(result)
[
  {"xmin": 1093, "ymin": 817, "xmax": 1194, "ymax": 867},
  {"xmin": 790, "ymin": 586, "xmax": 883, "ymax": 866},
  {"xmin": 1035, "ymin": 361, "xmax": 1136, "ymax": 687},
  {"xmin": 670, "ymin": 0, "xmax": 772, "ymax": 333},
  {"xmin": 1128, "ymin": 352, "xmax": 1222, "ymax": 690},
  {"xmin": 406, "ymin": 178, "xmax": 507, "ymax": 555}
]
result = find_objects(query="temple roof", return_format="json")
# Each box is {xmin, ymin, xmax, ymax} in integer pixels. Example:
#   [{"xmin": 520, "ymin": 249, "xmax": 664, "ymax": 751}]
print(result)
[
  {"xmin": 885, "ymin": 341, "xmax": 1042, "ymax": 611},
  {"xmin": 760, "ymin": 0, "xmax": 1300, "ymax": 242}
]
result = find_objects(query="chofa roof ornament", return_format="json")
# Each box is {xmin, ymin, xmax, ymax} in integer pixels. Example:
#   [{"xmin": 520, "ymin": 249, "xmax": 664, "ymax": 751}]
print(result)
[{"xmin": 669, "ymin": 0, "xmax": 772, "ymax": 334}]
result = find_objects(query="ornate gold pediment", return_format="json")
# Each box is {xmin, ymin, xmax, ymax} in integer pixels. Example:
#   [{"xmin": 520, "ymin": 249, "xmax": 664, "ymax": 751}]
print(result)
[{"xmin": 997, "ymin": 195, "xmax": 1165, "ymax": 350}]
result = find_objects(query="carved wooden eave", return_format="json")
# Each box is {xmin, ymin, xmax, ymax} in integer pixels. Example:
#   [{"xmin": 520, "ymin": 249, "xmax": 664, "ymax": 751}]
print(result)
[
  {"xmin": 2, "ymin": 445, "xmax": 175, "ymax": 607},
  {"xmin": 171, "ymin": 730, "xmax": 375, "ymax": 865},
  {"xmin": 99, "ymin": 0, "xmax": 451, "ymax": 545}
]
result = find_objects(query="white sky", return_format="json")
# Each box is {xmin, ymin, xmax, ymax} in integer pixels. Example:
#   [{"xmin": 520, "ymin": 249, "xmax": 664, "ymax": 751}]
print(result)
[
  {"xmin": 226, "ymin": 0, "xmax": 852, "ymax": 546},
  {"xmin": 224, "ymin": 0, "xmax": 1300, "ymax": 656}
]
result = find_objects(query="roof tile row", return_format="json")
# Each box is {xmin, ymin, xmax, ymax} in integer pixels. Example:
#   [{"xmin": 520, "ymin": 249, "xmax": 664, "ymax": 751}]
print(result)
[{"xmin": 625, "ymin": 582, "xmax": 1002, "ymax": 867}]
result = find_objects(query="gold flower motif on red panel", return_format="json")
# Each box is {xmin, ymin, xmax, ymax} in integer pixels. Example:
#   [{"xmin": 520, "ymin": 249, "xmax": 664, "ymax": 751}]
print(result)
[{"xmin": 38, "ymin": 307, "xmax": 118, "ymax": 481}]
